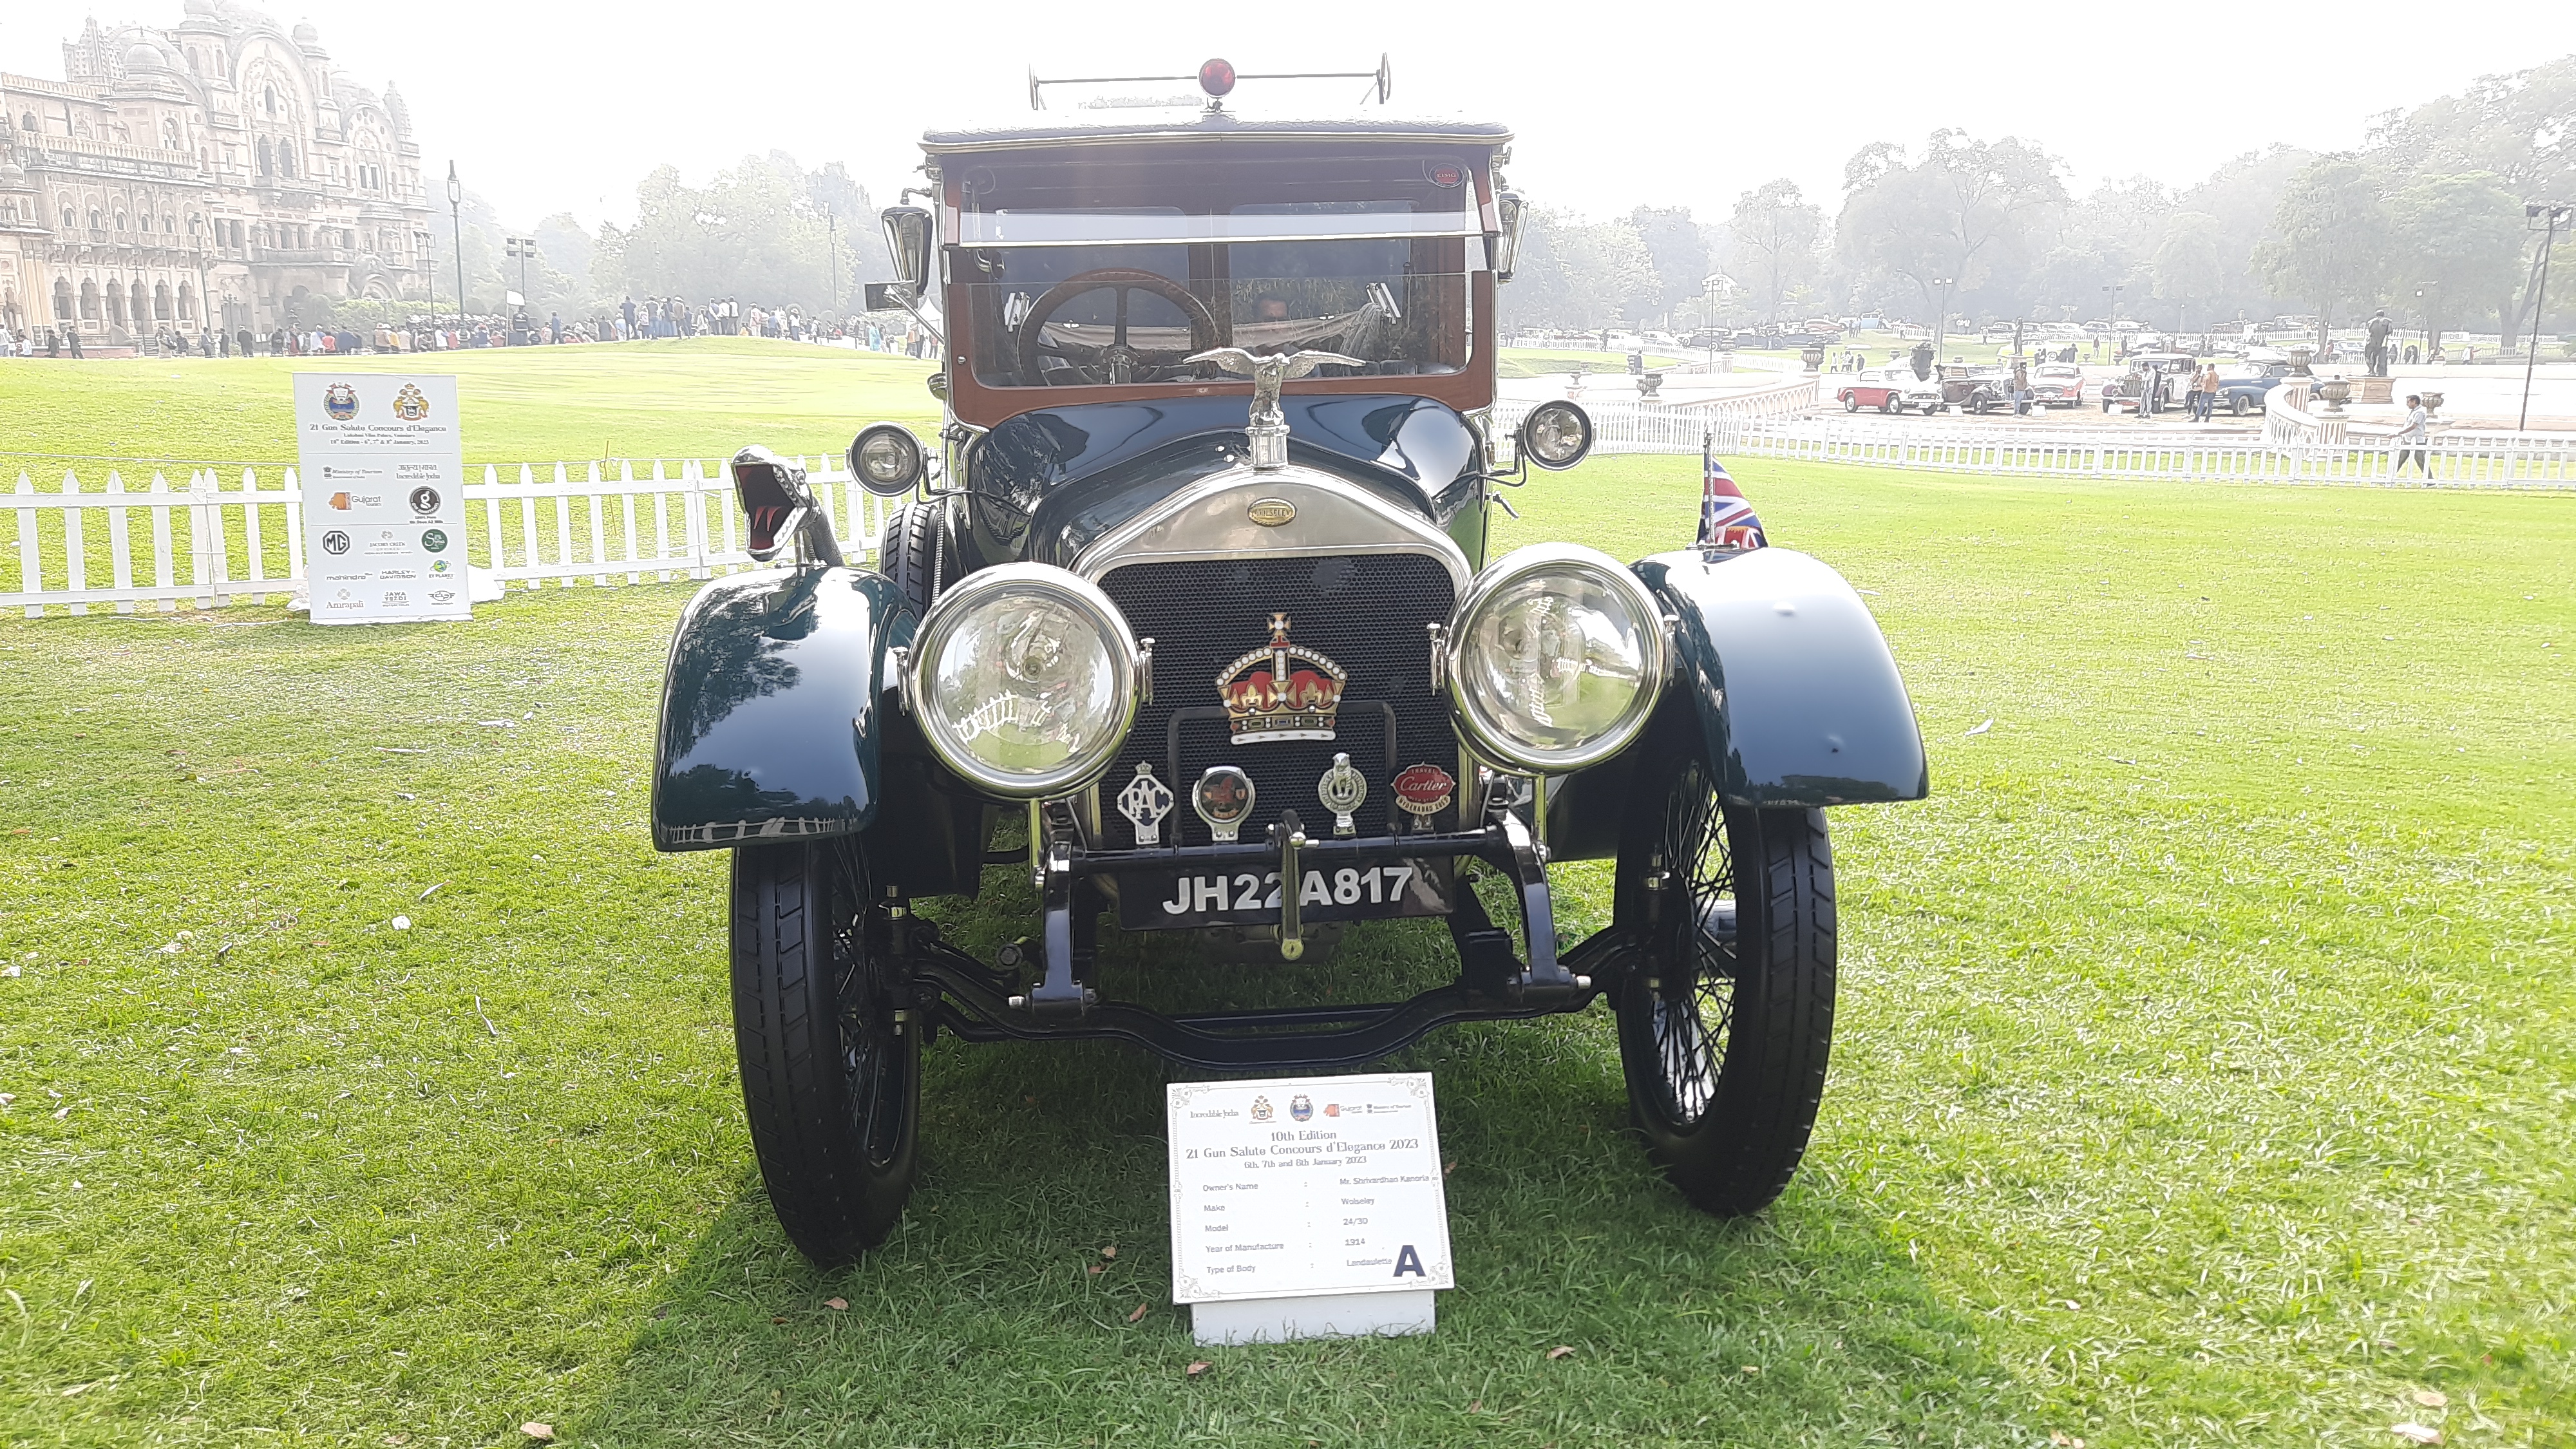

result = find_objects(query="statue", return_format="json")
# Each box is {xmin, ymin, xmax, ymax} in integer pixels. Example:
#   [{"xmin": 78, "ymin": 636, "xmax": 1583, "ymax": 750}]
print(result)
[
  {"xmin": 1186, "ymin": 348, "xmax": 1364, "ymax": 469},
  {"xmin": 1909, "ymin": 339, "xmax": 1935, "ymax": 381},
  {"xmin": 2364, "ymin": 308, "xmax": 2394, "ymax": 377}
]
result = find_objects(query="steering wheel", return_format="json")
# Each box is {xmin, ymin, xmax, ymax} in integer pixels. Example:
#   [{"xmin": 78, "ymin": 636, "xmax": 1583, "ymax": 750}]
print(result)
[{"xmin": 1014, "ymin": 268, "xmax": 1222, "ymax": 386}]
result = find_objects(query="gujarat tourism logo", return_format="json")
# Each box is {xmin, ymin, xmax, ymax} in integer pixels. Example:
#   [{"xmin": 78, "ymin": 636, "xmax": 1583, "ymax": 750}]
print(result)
[
  {"xmin": 1216, "ymin": 613, "xmax": 1346, "ymax": 744},
  {"xmin": 323, "ymin": 383, "xmax": 358, "ymax": 421},
  {"xmin": 392, "ymin": 383, "xmax": 431, "ymax": 422}
]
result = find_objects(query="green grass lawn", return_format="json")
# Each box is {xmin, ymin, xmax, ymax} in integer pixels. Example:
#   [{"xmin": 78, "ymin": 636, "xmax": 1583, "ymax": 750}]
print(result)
[
  {"xmin": 1498, "ymin": 347, "xmax": 1685, "ymax": 378},
  {"xmin": 1, "ymin": 433, "xmax": 2571, "ymax": 1443},
  {"xmin": 0, "ymin": 338, "xmax": 943, "ymax": 469}
]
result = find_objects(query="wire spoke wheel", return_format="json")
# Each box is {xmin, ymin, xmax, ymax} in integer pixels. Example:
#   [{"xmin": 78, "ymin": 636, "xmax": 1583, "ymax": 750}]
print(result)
[
  {"xmin": 1616, "ymin": 743, "xmax": 1837, "ymax": 1218},
  {"xmin": 731, "ymin": 841, "xmax": 920, "ymax": 1265}
]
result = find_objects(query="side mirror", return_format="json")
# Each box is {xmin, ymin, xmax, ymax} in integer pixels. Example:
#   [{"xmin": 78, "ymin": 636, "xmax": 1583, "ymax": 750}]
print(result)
[
  {"xmin": 1493, "ymin": 191, "xmax": 1526, "ymax": 283},
  {"xmin": 881, "ymin": 207, "xmax": 933, "ymax": 294},
  {"xmin": 732, "ymin": 444, "xmax": 840, "ymax": 567},
  {"xmin": 847, "ymin": 422, "xmax": 927, "ymax": 497},
  {"xmin": 1516, "ymin": 400, "xmax": 1593, "ymax": 471}
]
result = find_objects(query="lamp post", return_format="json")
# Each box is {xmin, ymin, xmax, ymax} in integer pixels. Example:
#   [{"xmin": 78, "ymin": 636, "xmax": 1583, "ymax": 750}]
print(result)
[
  {"xmin": 1931, "ymin": 276, "xmax": 1955, "ymax": 355},
  {"xmin": 826, "ymin": 204, "xmax": 839, "ymax": 321},
  {"xmin": 2102, "ymin": 283, "xmax": 2125, "ymax": 357},
  {"xmin": 446, "ymin": 162, "xmax": 464, "ymax": 336},
  {"xmin": 2520, "ymin": 202, "xmax": 2570, "ymax": 432},
  {"xmin": 504, "ymin": 234, "xmax": 537, "ymax": 330}
]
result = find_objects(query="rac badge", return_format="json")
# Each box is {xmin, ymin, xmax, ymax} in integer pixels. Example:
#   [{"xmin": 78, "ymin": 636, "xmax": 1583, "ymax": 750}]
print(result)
[
  {"xmin": 1117, "ymin": 762, "xmax": 1175, "ymax": 846},
  {"xmin": 1194, "ymin": 764, "xmax": 1256, "ymax": 844},
  {"xmin": 1392, "ymin": 762, "xmax": 1457, "ymax": 832},
  {"xmin": 1216, "ymin": 613, "xmax": 1346, "ymax": 744},
  {"xmin": 1317, "ymin": 752, "xmax": 1367, "ymax": 837}
]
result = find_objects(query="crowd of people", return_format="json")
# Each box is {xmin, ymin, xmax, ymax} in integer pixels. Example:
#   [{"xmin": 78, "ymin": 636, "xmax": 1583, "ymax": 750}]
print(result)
[{"xmin": 3, "ymin": 294, "xmax": 932, "ymax": 359}]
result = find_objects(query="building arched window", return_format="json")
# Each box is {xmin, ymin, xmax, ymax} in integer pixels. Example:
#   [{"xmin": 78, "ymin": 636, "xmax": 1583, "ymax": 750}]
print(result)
[
  {"xmin": 154, "ymin": 283, "xmax": 171, "ymax": 320},
  {"xmin": 162, "ymin": 117, "xmax": 180, "ymax": 149},
  {"xmin": 178, "ymin": 282, "xmax": 195, "ymax": 321},
  {"xmin": 263, "ymin": 85, "xmax": 277, "ymax": 117},
  {"xmin": 90, "ymin": 208, "xmax": 102, "ymax": 229},
  {"xmin": 20, "ymin": 113, "xmax": 35, "ymax": 131},
  {"xmin": 104, "ymin": 285, "xmax": 123, "ymax": 325},
  {"xmin": 115, "ymin": 210, "xmax": 128, "ymax": 230},
  {"xmin": 276, "ymin": 142, "xmax": 294, "ymax": 178},
  {"xmin": 61, "ymin": 205, "xmax": 75, "ymax": 228},
  {"xmin": 257, "ymin": 137, "xmax": 272, "ymax": 176},
  {"xmin": 55, "ymin": 279, "xmax": 75, "ymax": 320}
]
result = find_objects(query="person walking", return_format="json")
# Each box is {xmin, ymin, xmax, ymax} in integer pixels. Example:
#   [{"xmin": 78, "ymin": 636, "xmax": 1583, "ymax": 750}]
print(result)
[
  {"xmin": 2193, "ymin": 362, "xmax": 2220, "ymax": 421},
  {"xmin": 2393, "ymin": 393, "xmax": 2431, "ymax": 480}
]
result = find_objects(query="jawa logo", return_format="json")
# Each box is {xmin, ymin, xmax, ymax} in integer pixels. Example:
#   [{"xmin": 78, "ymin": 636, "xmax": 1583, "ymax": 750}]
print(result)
[{"xmin": 1215, "ymin": 613, "xmax": 1346, "ymax": 744}]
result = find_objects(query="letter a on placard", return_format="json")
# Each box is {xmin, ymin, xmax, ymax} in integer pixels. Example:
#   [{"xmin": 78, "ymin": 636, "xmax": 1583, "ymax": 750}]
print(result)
[{"xmin": 1392, "ymin": 1244, "xmax": 1425, "ymax": 1278}]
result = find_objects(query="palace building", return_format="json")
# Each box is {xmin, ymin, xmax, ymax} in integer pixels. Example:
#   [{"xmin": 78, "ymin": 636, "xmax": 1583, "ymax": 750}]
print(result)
[{"xmin": 0, "ymin": 2, "xmax": 435, "ymax": 348}]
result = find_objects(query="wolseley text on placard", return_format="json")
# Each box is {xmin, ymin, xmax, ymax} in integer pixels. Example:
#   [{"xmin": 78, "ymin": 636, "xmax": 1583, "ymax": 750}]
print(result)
[
  {"xmin": 294, "ymin": 374, "xmax": 469, "ymax": 623},
  {"xmin": 1166, "ymin": 1072, "xmax": 1453, "ymax": 1307}
]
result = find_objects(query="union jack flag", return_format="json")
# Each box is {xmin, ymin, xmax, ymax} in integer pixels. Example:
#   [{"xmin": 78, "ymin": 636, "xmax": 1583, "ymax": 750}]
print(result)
[{"xmin": 1697, "ymin": 440, "xmax": 1767, "ymax": 549}]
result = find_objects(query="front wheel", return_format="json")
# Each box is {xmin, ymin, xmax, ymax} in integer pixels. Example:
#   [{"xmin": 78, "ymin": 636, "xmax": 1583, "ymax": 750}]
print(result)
[
  {"xmin": 731, "ymin": 841, "xmax": 920, "ymax": 1265},
  {"xmin": 1843, "ymin": 393, "xmax": 1859, "ymax": 412},
  {"xmin": 1615, "ymin": 752, "xmax": 1835, "ymax": 1217}
]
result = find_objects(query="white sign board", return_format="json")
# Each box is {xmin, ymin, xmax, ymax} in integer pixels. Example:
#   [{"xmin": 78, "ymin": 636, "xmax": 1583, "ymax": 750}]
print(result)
[
  {"xmin": 294, "ymin": 373, "xmax": 469, "ymax": 624},
  {"xmin": 1167, "ymin": 1071, "xmax": 1453, "ymax": 1345}
]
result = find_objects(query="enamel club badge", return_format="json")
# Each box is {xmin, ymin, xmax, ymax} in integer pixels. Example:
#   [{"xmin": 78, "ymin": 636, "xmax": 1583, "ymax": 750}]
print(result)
[
  {"xmin": 1117, "ymin": 762, "xmax": 1175, "ymax": 846},
  {"xmin": 1317, "ymin": 752, "xmax": 1367, "ymax": 837}
]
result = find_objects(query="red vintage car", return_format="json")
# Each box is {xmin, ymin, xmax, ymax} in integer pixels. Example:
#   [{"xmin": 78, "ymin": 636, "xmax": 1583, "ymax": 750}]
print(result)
[
  {"xmin": 2029, "ymin": 363, "xmax": 2087, "ymax": 408},
  {"xmin": 1837, "ymin": 366, "xmax": 1947, "ymax": 415}
]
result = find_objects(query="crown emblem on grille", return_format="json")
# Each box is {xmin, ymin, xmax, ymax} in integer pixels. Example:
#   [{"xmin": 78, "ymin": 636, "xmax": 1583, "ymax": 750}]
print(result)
[{"xmin": 1216, "ymin": 612, "xmax": 1347, "ymax": 744}]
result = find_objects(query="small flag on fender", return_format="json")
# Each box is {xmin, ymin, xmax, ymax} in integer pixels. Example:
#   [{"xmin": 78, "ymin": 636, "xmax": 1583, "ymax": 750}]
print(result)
[{"xmin": 1698, "ymin": 439, "xmax": 1767, "ymax": 549}]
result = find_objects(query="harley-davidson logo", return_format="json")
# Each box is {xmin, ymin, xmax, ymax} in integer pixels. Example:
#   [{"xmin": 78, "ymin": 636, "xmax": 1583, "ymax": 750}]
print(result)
[{"xmin": 1216, "ymin": 614, "xmax": 1347, "ymax": 744}]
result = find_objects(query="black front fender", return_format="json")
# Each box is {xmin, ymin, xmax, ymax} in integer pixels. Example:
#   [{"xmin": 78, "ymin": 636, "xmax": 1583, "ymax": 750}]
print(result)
[
  {"xmin": 652, "ymin": 566, "xmax": 914, "ymax": 851},
  {"xmin": 1636, "ymin": 547, "xmax": 1927, "ymax": 808}
]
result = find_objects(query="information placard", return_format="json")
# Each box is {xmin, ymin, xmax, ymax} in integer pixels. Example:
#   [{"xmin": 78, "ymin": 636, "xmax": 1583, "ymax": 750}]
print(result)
[
  {"xmin": 1168, "ymin": 1072, "xmax": 1452, "ymax": 1343},
  {"xmin": 294, "ymin": 373, "xmax": 469, "ymax": 624}
]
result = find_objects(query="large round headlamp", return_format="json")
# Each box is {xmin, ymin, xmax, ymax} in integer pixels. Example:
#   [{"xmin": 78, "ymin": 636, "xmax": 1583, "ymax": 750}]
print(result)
[
  {"xmin": 906, "ymin": 564, "xmax": 1141, "ymax": 798},
  {"xmin": 1445, "ymin": 544, "xmax": 1666, "ymax": 773}
]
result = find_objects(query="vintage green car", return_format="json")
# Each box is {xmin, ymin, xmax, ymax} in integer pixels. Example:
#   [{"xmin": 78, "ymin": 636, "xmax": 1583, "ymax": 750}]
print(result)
[{"xmin": 652, "ymin": 62, "xmax": 1929, "ymax": 1265}]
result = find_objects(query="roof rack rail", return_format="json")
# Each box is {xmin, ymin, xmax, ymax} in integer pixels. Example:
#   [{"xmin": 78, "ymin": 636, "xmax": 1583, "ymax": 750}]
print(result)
[{"xmin": 1026, "ymin": 55, "xmax": 1390, "ymax": 111}]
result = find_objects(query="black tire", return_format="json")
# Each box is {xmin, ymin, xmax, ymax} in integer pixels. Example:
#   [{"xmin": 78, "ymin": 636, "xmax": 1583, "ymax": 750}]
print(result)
[
  {"xmin": 1615, "ymin": 752, "xmax": 1835, "ymax": 1217},
  {"xmin": 1843, "ymin": 393, "xmax": 1859, "ymax": 412},
  {"xmin": 731, "ymin": 841, "xmax": 920, "ymax": 1265},
  {"xmin": 2231, "ymin": 393, "xmax": 2249, "ymax": 416},
  {"xmin": 1879, "ymin": 397, "xmax": 1895, "ymax": 414},
  {"xmin": 879, "ymin": 498, "xmax": 946, "ymax": 616}
]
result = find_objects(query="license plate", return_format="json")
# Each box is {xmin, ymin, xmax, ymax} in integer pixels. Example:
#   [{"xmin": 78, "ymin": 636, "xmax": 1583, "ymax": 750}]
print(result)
[{"xmin": 1116, "ymin": 859, "xmax": 1454, "ymax": 929}]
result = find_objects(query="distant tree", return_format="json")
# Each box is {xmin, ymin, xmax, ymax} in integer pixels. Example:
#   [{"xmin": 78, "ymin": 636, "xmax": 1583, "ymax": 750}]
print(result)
[
  {"xmin": 1497, "ymin": 207, "xmax": 1658, "ymax": 332},
  {"xmin": 2150, "ymin": 213, "xmax": 2226, "ymax": 332},
  {"xmin": 2255, "ymin": 156, "xmax": 2395, "ymax": 349},
  {"xmin": 2389, "ymin": 171, "xmax": 2528, "ymax": 346},
  {"xmin": 603, "ymin": 152, "xmax": 869, "ymax": 313},
  {"xmin": 1727, "ymin": 180, "xmax": 1823, "ymax": 326},
  {"xmin": 2174, "ymin": 145, "xmax": 2319, "ymax": 321},
  {"xmin": 1626, "ymin": 205, "xmax": 1709, "ymax": 327},
  {"xmin": 1835, "ymin": 130, "xmax": 2067, "ymax": 331},
  {"xmin": 2367, "ymin": 55, "xmax": 2576, "ymax": 343}
]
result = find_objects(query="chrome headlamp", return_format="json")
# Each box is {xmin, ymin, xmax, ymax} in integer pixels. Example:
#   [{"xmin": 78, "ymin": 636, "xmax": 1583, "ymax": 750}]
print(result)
[
  {"xmin": 1444, "ymin": 544, "xmax": 1666, "ymax": 773},
  {"xmin": 904, "ymin": 564, "xmax": 1142, "ymax": 799}
]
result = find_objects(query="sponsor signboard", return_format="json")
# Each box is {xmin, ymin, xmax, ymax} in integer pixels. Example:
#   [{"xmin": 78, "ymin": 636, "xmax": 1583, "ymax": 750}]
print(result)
[
  {"xmin": 294, "ymin": 374, "xmax": 469, "ymax": 624},
  {"xmin": 1167, "ymin": 1072, "xmax": 1452, "ymax": 1344}
]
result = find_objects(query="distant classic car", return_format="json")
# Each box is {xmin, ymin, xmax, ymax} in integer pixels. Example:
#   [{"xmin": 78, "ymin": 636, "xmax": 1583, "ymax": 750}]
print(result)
[
  {"xmin": 2100, "ymin": 352, "xmax": 2200, "ymax": 413},
  {"xmin": 1943, "ymin": 365, "xmax": 2016, "ymax": 413},
  {"xmin": 1838, "ymin": 366, "xmax": 1948, "ymax": 414},
  {"xmin": 2030, "ymin": 363, "xmax": 2087, "ymax": 408},
  {"xmin": 652, "ymin": 61, "xmax": 1930, "ymax": 1266},
  {"xmin": 2213, "ymin": 359, "xmax": 2293, "ymax": 415}
]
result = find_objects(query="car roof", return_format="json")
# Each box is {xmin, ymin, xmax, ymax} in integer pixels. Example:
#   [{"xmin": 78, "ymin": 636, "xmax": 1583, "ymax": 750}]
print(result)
[{"xmin": 920, "ymin": 109, "xmax": 1514, "ymax": 155}]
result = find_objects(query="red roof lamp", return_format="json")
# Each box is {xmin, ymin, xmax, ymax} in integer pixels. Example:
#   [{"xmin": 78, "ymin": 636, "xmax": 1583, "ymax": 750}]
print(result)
[{"xmin": 1198, "ymin": 58, "xmax": 1236, "ymax": 97}]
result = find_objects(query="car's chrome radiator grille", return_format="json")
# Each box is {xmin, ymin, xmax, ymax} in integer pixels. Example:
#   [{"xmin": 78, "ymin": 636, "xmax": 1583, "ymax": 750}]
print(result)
[{"xmin": 1097, "ymin": 553, "xmax": 1458, "ymax": 846}]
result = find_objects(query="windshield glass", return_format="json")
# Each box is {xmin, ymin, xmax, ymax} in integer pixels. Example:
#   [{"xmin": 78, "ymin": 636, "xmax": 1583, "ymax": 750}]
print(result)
[{"xmin": 952, "ymin": 151, "xmax": 1484, "ymax": 389}]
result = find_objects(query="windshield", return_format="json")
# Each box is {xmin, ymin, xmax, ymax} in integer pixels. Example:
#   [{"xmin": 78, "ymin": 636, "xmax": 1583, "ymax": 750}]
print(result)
[{"xmin": 951, "ymin": 150, "xmax": 1486, "ymax": 389}]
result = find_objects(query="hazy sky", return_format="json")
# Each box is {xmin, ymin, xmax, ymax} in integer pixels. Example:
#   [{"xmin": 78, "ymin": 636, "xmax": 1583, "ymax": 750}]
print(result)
[{"xmin": 8, "ymin": 0, "xmax": 2574, "ymax": 231}]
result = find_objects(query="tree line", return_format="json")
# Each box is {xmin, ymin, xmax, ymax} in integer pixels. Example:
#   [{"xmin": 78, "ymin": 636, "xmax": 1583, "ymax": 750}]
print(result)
[{"xmin": 1499, "ymin": 54, "xmax": 2576, "ymax": 349}]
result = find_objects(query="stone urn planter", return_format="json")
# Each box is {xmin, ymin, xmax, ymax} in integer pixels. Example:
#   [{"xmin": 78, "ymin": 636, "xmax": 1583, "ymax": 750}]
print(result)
[
  {"xmin": 2420, "ymin": 390, "xmax": 2445, "ymax": 418},
  {"xmin": 1801, "ymin": 345, "xmax": 1826, "ymax": 372},
  {"xmin": 1636, "ymin": 371, "xmax": 1665, "ymax": 399},
  {"xmin": 2288, "ymin": 346, "xmax": 2315, "ymax": 377},
  {"xmin": 2313, "ymin": 377, "xmax": 2352, "ymax": 415}
]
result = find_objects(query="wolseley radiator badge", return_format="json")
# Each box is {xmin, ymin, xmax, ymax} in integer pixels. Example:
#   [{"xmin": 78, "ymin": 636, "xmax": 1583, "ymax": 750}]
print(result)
[{"xmin": 1217, "ymin": 614, "xmax": 1346, "ymax": 744}]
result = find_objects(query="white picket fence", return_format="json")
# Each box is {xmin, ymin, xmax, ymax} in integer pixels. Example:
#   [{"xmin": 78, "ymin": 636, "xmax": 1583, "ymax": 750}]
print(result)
[
  {"xmin": 1510, "ymin": 377, "xmax": 2575, "ymax": 489},
  {"xmin": 6, "ymin": 456, "xmax": 890, "ymax": 618}
]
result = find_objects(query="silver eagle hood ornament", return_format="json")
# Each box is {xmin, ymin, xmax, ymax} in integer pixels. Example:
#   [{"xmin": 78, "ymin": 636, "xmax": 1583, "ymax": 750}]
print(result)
[{"xmin": 1186, "ymin": 347, "xmax": 1366, "ymax": 469}]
